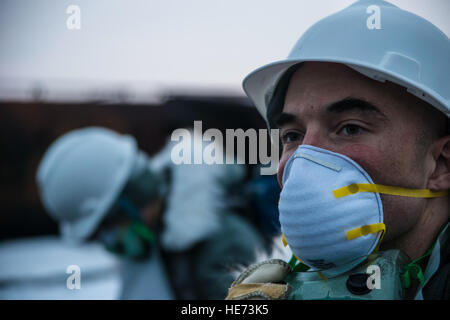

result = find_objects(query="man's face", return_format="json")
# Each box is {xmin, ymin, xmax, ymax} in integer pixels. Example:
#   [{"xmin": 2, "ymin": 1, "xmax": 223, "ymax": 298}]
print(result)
[{"xmin": 275, "ymin": 62, "xmax": 437, "ymax": 244}]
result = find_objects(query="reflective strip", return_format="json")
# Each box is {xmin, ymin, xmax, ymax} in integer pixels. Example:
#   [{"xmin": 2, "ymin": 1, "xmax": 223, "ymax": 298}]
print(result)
[
  {"xmin": 346, "ymin": 223, "xmax": 386, "ymax": 240},
  {"xmin": 333, "ymin": 183, "xmax": 449, "ymax": 199}
]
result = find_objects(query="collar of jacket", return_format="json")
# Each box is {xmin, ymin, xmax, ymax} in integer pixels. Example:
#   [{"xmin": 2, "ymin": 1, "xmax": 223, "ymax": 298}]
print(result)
[{"xmin": 414, "ymin": 222, "xmax": 450, "ymax": 299}]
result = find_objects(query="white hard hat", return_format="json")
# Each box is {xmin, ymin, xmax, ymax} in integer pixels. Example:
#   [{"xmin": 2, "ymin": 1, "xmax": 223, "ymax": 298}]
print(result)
[
  {"xmin": 243, "ymin": 0, "xmax": 450, "ymax": 127},
  {"xmin": 36, "ymin": 127, "xmax": 138, "ymax": 243}
]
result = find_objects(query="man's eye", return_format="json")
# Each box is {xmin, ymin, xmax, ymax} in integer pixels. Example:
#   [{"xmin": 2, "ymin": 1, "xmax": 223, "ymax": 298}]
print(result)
[
  {"xmin": 340, "ymin": 124, "xmax": 364, "ymax": 136},
  {"xmin": 282, "ymin": 131, "xmax": 303, "ymax": 143}
]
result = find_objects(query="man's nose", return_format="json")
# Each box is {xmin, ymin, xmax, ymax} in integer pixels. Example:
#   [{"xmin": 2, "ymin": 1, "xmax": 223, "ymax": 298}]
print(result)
[{"xmin": 301, "ymin": 127, "xmax": 328, "ymax": 150}]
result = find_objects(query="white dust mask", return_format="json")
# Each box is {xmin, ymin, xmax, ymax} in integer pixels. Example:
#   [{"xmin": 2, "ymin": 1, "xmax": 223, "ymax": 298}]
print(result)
[{"xmin": 278, "ymin": 145, "xmax": 447, "ymax": 277}]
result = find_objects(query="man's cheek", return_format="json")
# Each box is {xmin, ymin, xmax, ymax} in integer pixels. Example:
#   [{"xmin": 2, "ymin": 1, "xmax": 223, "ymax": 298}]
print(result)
[
  {"xmin": 277, "ymin": 151, "xmax": 295, "ymax": 187},
  {"xmin": 339, "ymin": 144, "xmax": 384, "ymax": 182}
]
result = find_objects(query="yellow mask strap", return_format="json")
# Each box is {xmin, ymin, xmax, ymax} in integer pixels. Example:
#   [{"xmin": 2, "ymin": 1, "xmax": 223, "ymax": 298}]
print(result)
[
  {"xmin": 346, "ymin": 223, "xmax": 386, "ymax": 262},
  {"xmin": 346, "ymin": 223, "xmax": 386, "ymax": 241},
  {"xmin": 333, "ymin": 183, "xmax": 449, "ymax": 199},
  {"xmin": 282, "ymin": 234, "xmax": 304, "ymax": 264},
  {"xmin": 282, "ymin": 234, "xmax": 325, "ymax": 279},
  {"xmin": 282, "ymin": 233, "xmax": 288, "ymax": 247}
]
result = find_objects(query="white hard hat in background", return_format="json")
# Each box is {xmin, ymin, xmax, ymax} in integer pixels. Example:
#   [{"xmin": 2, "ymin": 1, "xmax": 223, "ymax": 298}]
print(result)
[
  {"xmin": 243, "ymin": 0, "xmax": 450, "ymax": 127},
  {"xmin": 36, "ymin": 127, "xmax": 138, "ymax": 243}
]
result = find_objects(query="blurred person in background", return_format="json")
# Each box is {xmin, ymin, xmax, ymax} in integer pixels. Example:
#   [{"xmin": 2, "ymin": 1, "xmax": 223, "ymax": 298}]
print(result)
[{"xmin": 36, "ymin": 126, "xmax": 266, "ymax": 299}]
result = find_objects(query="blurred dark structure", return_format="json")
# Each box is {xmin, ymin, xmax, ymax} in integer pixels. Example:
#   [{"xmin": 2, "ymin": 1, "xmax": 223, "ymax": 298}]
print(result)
[{"xmin": 0, "ymin": 96, "xmax": 268, "ymax": 241}]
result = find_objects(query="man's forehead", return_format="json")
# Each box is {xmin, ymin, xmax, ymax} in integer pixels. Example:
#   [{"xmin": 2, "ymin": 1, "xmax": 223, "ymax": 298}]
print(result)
[
  {"xmin": 282, "ymin": 62, "xmax": 410, "ymax": 118},
  {"xmin": 275, "ymin": 61, "xmax": 447, "ymax": 135},
  {"xmin": 286, "ymin": 62, "xmax": 382, "ymax": 104}
]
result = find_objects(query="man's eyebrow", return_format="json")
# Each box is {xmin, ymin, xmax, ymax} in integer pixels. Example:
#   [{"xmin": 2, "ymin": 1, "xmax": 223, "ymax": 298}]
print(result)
[
  {"xmin": 326, "ymin": 98, "xmax": 387, "ymax": 120},
  {"xmin": 273, "ymin": 98, "xmax": 387, "ymax": 128},
  {"xmin": 273, "ymin": 112, "xmax": 299, "ymax": 128}
]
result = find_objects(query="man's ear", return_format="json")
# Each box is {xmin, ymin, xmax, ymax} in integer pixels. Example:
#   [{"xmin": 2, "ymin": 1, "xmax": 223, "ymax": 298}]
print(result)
[{"xmin": 428, "ymin": 135, "xmax": 450, "ymax": 191}]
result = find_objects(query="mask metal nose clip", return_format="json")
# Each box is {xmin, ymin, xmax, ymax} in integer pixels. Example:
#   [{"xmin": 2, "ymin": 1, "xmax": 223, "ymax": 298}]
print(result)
[{"xmin": 295, "ymin": 152, "xmax": 342, "ymax": 172}]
